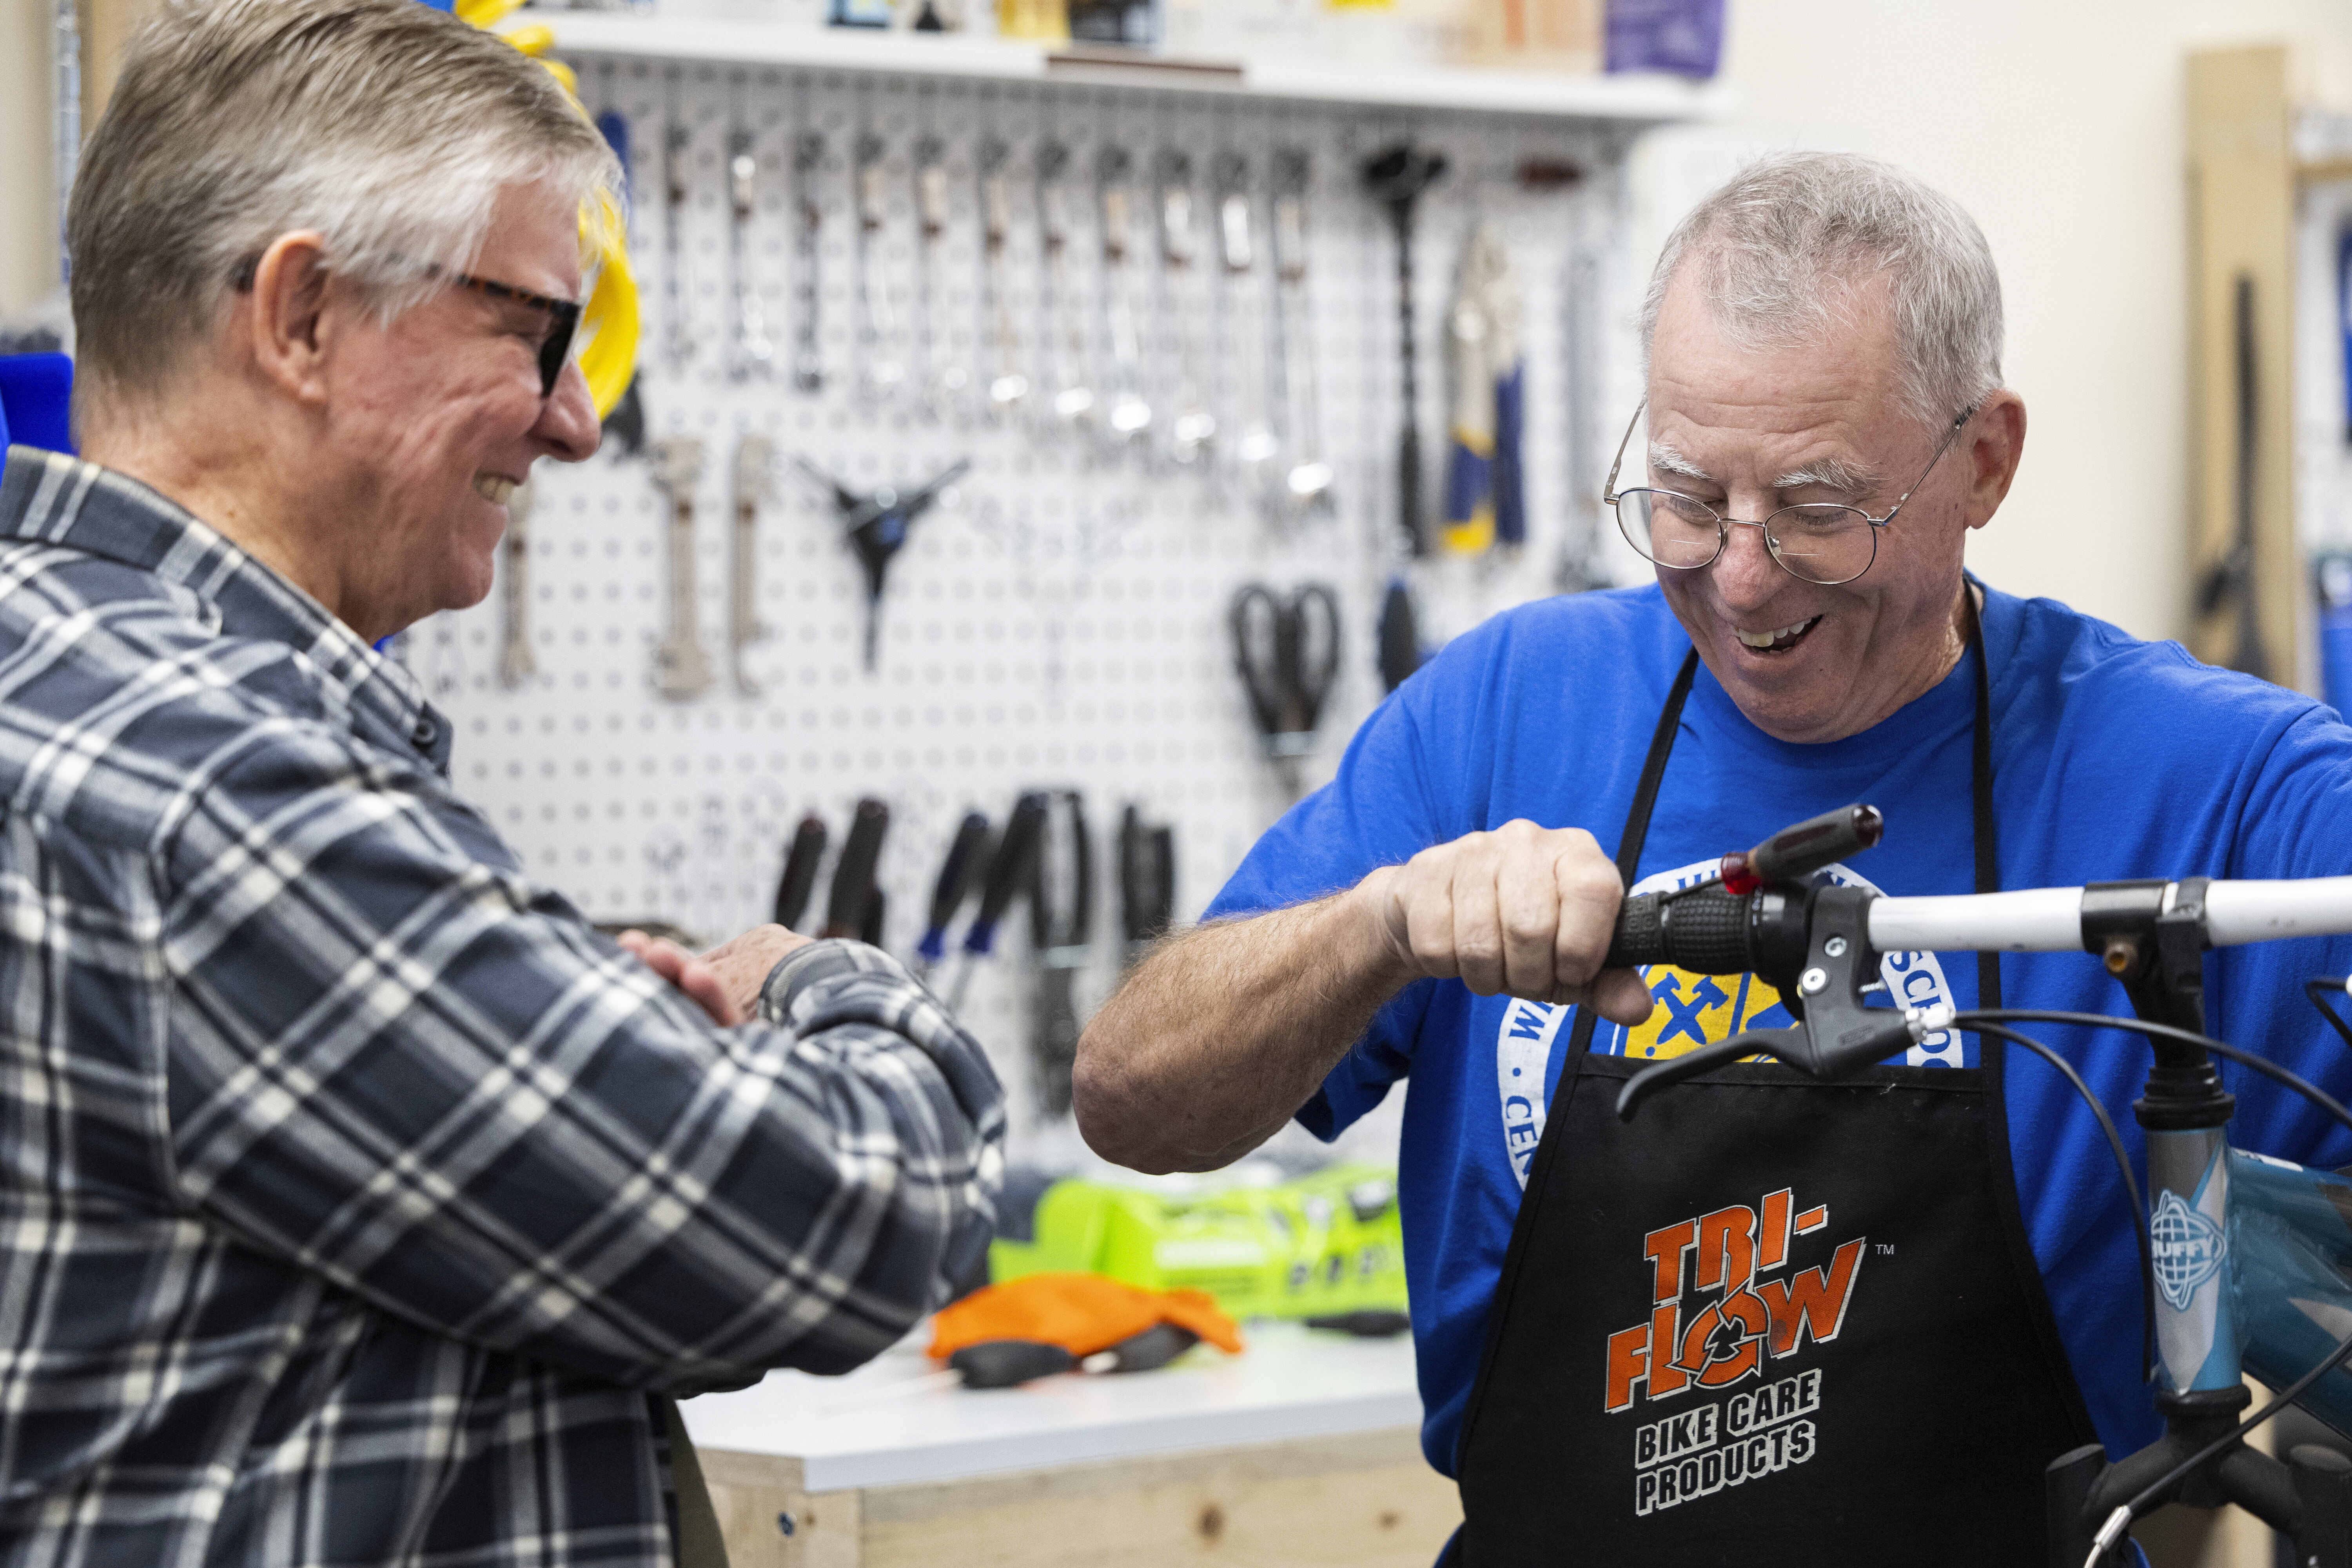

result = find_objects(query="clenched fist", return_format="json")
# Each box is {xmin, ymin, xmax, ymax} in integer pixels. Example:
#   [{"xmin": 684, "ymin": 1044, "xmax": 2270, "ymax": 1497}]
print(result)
[{"xmin": 1355, "ymin": 819, "xmax": 1655, "ymax": 1023}]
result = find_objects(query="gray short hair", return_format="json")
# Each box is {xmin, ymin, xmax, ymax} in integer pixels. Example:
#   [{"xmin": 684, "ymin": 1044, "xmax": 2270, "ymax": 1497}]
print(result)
[
  {"xmin": 68, "ymin": 0, "xmax": 620, "ymax": 415},
  {"xmin": 1638, "ymin": 151, "xmax": 2004, "ymax": 432}
]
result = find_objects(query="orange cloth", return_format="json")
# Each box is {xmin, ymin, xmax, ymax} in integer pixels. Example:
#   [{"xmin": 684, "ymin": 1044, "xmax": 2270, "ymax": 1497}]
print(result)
[{"xmin": 928, "ymin": 1273, "xmax": 1245, "ymax": 1361}]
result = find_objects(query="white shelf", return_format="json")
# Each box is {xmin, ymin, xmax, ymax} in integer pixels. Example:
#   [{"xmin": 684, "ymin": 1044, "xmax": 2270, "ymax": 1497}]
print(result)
[
  {"xmin": 679, "ymin": 1319, "xmax": 1423, "ymax": 1491},
  {"xmin": 523, "ymin": 11, "xmax": 1728, "ymax": 121}
]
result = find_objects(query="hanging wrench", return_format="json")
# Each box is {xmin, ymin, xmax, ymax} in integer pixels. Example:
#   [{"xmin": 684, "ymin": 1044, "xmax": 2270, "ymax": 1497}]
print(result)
[
  {"xmin": 1215, "ymin": 152, "xmax": 1280, "ymax": 499},
  {"xmin": 497, "ymin": 477, "xmax": 536, "ymax": 688},
  {"xmin": 980, "ymin": 137, "xmax": 1028, "ymax": 420},
  {"xmin": 728, "ymin": 127, "xmax": 775, "ymax": 380},
  {"xmin": 1098, "ymin": 145, "xmax": 1151, "ymax": 446},
  {"xmin": 1158, "ymin": 149, "xmax": 1214, "ymax": 465},
  {"xmin": 1037, "ymin": 141, "xmax": 1094, "ymax": 430},
  {"xmin": 792, "ymin": 130, "xmax": 825, "ymax": 393},
  {"xmin": 650, "ymin": 437, "xmax": 713, "ymax": 700},
  {"xmin": 915, "ymin": 135, "xmax": 967, "ymax": 417},
  {"xmin": 731, "ymin": 434, "xmax": 773, "ymax": 696},
  {"xmin": 662, "ymin": 109, "xmax": 697, "ymax": 369},
  {"xmin": 1273, "ymin": 147, "xmax": 1333, "ymax": 511},
  {"xmin": 855, "ymin": 132, "xmax": 902, "ymax": 401}
]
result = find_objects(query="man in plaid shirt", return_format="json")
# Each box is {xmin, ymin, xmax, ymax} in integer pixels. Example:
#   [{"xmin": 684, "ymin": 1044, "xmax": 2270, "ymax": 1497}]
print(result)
[{"xmin": 0, "ymin": 0, "xmax": 1004, "ymax": 1563}]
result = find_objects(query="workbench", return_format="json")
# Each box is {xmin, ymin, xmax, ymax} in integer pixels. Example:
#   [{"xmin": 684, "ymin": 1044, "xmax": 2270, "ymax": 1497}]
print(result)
[{"xmin": 682, "ymin": 1319, "xmax": 1461, "ymax": 1566}]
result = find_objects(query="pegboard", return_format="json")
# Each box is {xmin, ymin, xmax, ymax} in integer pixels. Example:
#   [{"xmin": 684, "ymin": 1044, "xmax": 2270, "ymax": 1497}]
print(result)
[{"xmin": 403, "ymin": 53, "xmax": 1652, "ymax": 1167}]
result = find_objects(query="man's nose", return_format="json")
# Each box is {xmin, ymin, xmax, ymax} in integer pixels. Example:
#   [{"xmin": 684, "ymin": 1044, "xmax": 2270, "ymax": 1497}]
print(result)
[
  {"xmin": 532, "ymin": 360, "xmax": 602, "ymax": 463},
  {"xmin": 1708, "ymin": 517, "xmax": 1784, "ymax": 603}
]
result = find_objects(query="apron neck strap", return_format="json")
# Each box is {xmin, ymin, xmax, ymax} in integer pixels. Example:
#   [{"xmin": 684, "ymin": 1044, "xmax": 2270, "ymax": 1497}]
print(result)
[{"xmin": 1965, "ymin": 581, "xmax": 2002, "ymax": 1009}]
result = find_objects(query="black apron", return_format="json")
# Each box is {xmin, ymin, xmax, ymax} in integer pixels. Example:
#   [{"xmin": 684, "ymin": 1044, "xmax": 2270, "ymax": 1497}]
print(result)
[{"xmin": 1447, "ymin": 605, "xmax": 2100, "ymax": 1565}]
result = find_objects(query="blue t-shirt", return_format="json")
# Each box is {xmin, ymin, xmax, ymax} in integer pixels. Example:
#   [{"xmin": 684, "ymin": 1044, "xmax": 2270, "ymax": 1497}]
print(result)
[{"xmin": 1206, "ymin": 582, "xmax": 2352, "ymax": 1475}]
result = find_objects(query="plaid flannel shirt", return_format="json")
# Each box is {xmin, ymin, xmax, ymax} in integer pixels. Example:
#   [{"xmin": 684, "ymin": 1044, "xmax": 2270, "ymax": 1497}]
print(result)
[{"xmin": 0, "ymin": 447, "xmax": 1005, "ymax": 1566}]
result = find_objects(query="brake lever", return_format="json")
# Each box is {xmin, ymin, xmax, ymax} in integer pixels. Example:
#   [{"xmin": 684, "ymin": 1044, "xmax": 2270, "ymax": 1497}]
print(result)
[{"xmin": 1615, "ymin": 882, "xmax": 1929, "ymax": 1121}]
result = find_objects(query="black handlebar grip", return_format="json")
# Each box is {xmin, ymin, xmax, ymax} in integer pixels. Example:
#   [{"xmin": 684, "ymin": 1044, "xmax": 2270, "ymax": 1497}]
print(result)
[
  {"xmin": 1605, "ymin": 888, "xmax": 1755, "ymax": 974},
  {"xmin": 774, "ymin": 813, "xmax": 829, "ymax": 932}
]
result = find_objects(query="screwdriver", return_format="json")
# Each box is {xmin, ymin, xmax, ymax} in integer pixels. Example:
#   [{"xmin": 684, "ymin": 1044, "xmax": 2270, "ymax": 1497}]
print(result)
[
  {"xmin": 946, "ymin": 790, "xmax": 1048, "ymax": 1012},
  {"xmin": 773, "ymin": 812, "xmax": 829, "ymax": 931},
  {"xmin": 821, "ymin": 798, "xmax": 891, "ymax": 940},
  {"xmin": 1116, "ymin": 804, "xmax": 1175, "ymax": 971},
  {"xmin": 915, "ymin": 811, "xmax": 995, "ymax": 980}
]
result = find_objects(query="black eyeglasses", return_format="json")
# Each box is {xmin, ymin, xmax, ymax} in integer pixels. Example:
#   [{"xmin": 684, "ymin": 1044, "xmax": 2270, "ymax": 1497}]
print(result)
[
  {"xmin": 1601, "ymin": 400, "xmax": 1978, "ymax": 587},
  {"xmin": 230, "ymin": 254, "xmax": 581, "ymax": 399}
]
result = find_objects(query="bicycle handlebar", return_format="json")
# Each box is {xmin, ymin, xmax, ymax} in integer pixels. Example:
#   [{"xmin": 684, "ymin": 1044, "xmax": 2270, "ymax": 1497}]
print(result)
[{"xmin": 1605, "ymin": 877, "xmax": 2352, "ymax": 976}]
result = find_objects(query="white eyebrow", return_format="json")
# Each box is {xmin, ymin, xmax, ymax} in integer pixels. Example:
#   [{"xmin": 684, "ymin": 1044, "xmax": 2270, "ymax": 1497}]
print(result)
[
  {"xmin": 1772, "ymin": 456, "xmax": 1884, "ymax": 497},
  {"xmin": 1646, "ymin": 441, "xmax": 1713, "ymax": 485}
]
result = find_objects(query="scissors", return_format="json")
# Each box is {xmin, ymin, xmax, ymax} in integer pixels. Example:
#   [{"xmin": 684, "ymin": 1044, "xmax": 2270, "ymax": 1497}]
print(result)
[{"xmin": 1229, "ymin": 581, "xmax": 1341, "ymax": 797}]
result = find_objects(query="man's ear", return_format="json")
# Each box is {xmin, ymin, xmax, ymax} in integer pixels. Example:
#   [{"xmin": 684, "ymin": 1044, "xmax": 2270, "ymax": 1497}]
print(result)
[
  {"xmin": 243, "ymin": 230, "xmax": 336, "ymax": 404},
  {"xmin": 1963, "ymin": 391, "xmax": 2026, "ymax": 531}
]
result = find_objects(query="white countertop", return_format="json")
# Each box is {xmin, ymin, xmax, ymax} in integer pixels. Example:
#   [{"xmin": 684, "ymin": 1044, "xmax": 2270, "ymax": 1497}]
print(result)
[{"xmin": 679, "ymin": 1319, "xmax": 1424, "ymax": 1491}]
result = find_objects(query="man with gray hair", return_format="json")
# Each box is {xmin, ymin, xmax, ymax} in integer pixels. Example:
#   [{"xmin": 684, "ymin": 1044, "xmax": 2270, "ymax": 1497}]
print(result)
[
  {"xmin": 1078, "ymin": 151, "xmax": 2352, "ymax": 1560},
  {"xmin": 0, "ymin": 0, "xmax": 1002, "ymax": 1563}
]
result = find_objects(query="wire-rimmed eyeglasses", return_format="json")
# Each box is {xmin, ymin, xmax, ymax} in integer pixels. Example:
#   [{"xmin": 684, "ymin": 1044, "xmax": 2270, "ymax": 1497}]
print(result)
[{"xmin": 1601, "ymin": 400, "xmax": 1979, "ymax": 587}]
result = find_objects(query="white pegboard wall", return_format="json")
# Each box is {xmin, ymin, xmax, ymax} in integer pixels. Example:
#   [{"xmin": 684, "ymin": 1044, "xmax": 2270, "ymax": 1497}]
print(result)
[{"xmin": 408, "ymin": 55, "xmax": 1647, "ymax": 1161}]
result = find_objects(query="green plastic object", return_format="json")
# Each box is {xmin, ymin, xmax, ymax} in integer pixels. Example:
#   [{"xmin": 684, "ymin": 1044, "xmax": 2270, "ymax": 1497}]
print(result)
[{"xmin": 990, "ymin": 1164, "xmax": 1408, "ymax": 1321}]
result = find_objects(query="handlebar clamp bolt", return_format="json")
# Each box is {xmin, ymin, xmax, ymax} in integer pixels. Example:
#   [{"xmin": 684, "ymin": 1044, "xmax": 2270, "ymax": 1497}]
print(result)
[
  {"xmin": 2102, "ymin": 936, "xmax": 2138, "ymax": 976},
  {"xmin": 1799, "ymin": 967, "xmax": 1828, "ymax": 996},
  {"xmin": 1823, "ymin": 936, "xmax": 1848, "ymax": 958}
]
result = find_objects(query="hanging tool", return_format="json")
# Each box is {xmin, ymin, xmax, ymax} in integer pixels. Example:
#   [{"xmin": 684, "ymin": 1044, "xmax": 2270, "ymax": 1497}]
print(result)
[
  {"xmin": 1377, "ymin": 575, "xmax": 1423, "ymax": 693},
  {"xmin": 980, "ymin": 137, "xmax": 1029, "ymax": 421},
  {"xmin": 792, "ymin": 456, "xmax": 973, "ymax": 671},
  {"xmin": 1029, "ymin": 789, "xmax": 1093, "ymax": 1118},
  {"xmin": 1214, "ymin": 152, "xmax": 1280, "ymax": 502},
  {"xmin": 1439, "ymin": 223, "xmax": 1524, "ymax": 556},
  {"xmin": 855, "ymin": 132, "xmax": 903, "ymax": 401},
  {"xmin": 1116, "ymin": 804, "xmax": 1175, "ymax": 971},
  {"xmin": 915, "ymin": 135, "xmax": 968, "ymax": 418},
  {"xmin": 2196, "ymin": 273, "xmax": 2269, "ymax": 680},
  {"xmin": 773, "ymin": 811, "xmax": 829, "ymax": 931},
  {"xmin": 947, "ymin": 789, "xmax": 1048, "ymax": 1011},
  {"xmin": 2339, "ymin": 223, "xmax": 2351, "ymax": 446},
  {"xmin": 497, "ymin": 477, "xmax": 536, "ymax": 688},
  {"xmin": 730, "ymin": 434, "xmax": 772, "ymax": 696},
  {"xmin": 1158, "ymin": 150, "xmax": 1213, "ymax": 465},
  {"xmin": 650, "ymin": 437, "xmax": 713, "ymax": 700},
  {"xmin": 662, "ymin": 101, "xmax": 697, "ymax": 369},
  {"xmin": 1555, "ymin": 243, "xmax": 1608, "ymax": 593},
  {"xmin": 1098, "ymin": 146, "xmax": 1152, "ymax": 446},
  {"xmin": 1038, "ymin": 142, "xmax": 1095, "ymax": 430},
  {"xmin": 1271, "ymin": 149, "xmax": 1332, "ymax": 510},
  {"xmin": 821, "ymin": 798, "xmax": 891, "ymax": 940},
  {"xmin": 792, "ymin": 130, "xmax": 826, "ymax": 393},
  {"xmin": 914, "ymin": 810, "xmax": 994, "ymax": 980},
  {"xmin": 1230, "ymin": 581, "xmax": 1341, "ymax": 797},
  {"xmin": 1360, "ymin": 142, "xmax": 1448, "ymax": 557},
  {"xmin": 727, "ymin": 125, "xmax": 775, "ymax": 381}
]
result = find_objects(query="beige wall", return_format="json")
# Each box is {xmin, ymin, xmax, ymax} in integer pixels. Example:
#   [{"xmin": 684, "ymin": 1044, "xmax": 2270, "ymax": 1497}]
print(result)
[
  {"xmin": 1689, "ymin": 0, "xmax": 2352, "ymax": 643},
  {"xmin": 1, "ymin": 0, "xmax": 57, "ymax": 319}
]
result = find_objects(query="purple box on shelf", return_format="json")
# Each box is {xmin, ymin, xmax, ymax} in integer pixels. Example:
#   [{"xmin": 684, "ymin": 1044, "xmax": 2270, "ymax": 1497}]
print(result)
[{"xmin": 1606, "ymin": 0, "xmax": 1724, "ymax": 79}]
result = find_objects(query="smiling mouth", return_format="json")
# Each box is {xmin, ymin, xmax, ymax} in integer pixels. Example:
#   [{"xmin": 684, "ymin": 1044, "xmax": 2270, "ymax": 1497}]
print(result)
[
  {"xmin": 1733, "ymin": 615, "xmax": 1821, "ymax": 654},
  {"xmin": 472, "ymin": 473, "xmax": 520, "ymax": 506}
]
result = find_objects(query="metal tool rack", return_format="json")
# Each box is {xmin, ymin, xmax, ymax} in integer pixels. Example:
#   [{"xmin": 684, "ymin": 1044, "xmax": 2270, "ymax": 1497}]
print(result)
[{"xmin": 410, "ymin": 19, "xmax": 1716, "ymax": 1157}]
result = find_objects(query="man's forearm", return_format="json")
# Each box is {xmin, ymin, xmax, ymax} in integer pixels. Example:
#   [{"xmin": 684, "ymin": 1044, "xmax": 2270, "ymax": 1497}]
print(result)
[{"xmin": 1073, "ymin": 881, "xmax": 1412, "ymax": 1174}]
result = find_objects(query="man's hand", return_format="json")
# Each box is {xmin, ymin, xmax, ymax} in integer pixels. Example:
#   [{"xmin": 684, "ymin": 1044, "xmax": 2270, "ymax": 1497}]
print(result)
[
  {"xmin": 1354, "ymin": 819, "xmax": 1654, "ymax": 1023},
  {"xmin": 617, "ymin": 924, "xmax": 813, "ymax": 1027}
]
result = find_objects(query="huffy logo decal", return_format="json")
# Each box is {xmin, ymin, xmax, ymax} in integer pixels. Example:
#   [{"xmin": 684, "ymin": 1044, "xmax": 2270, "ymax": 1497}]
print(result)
[{"xmin": 2150, "ymin": 1188, "xmax": 2227, "ymax": 1312}]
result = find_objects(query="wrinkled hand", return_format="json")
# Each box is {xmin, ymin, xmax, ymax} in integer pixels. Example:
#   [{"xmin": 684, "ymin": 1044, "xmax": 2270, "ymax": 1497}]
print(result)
[
  {"xmin": 1356, "ymin": 819, "xmax": 1654, "ymax": 1023},
  {"xmin": 617, "ymin": 924, "xmax": 812, "ymax": 1027}
]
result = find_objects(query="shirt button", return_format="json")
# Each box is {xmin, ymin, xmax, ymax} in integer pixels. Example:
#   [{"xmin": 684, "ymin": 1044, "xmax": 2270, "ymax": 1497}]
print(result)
[{"xmin": 411, "ymin": 717, "xmax": 437, "ymax": 749}]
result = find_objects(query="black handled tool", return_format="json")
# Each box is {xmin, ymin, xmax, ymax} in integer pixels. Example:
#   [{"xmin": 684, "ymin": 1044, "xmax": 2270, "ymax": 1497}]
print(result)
[
  {"xmin": 1377, "ymin": 574, "xmax": 1421, "ymax": 692},
  {"xmin": 1360, "ymin": 143, "xmax": 1448, "ymax": 561},
  {"xmin": 1117, "ymin": 804, "xmax": 1175, "ymax": 970},
  {"xmin": 916, "ymin": 811, "xmax": 994, "ymax": 978},
  {"xmin": 1029, "ymin": 790, "xmax": 1093, "ymax": 1117},
  {"xmin": 793, "ymin": 456, "xmax": 973, "ymax": 670},
  {"xmin": 2195, "ymin": 273, "xmax": 2269, "ymax": 681},
  {"xmin": 773, "ymin": 812, "xmax": 829, "ymax": 931},
  {"xmin": 947, "ymin": 790, "xmax": 1049, "ymax": 1011},
  {"xmin": 821, "ymin": 797, "xmax": 891, "ymax": 940},
  {"xmin": 1231, "ymin": 581, "xmax": 1341, "ymax": 797}
]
